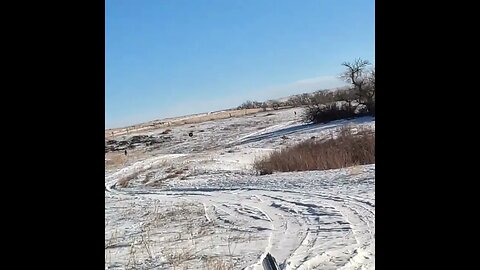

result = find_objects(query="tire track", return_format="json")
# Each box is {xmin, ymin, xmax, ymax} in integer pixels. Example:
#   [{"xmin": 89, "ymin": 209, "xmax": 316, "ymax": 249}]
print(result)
[{"xmin": 105, "ymin": 125, "xmax": 374, "ymax": 270}]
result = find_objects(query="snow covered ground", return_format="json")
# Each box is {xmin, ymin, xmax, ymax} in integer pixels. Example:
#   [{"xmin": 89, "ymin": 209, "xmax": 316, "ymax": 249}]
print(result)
[{"xmin": 105, "ymin": 108, "xmax": 375, "ymax": 269}]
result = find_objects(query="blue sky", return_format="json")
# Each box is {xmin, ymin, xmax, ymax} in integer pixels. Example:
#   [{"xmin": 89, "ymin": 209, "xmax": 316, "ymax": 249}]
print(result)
[{"xmin": 106, "ymin": 0, "xmax": 375, "ymax": 129}]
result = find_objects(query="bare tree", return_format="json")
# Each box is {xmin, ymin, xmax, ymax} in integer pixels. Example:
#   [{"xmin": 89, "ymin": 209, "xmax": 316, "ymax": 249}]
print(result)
[
  {"xmin": 341, "ymin": 58, "xmax": 375, "ymax": 115},
  {"xmin": 299, "ymin": 93, "xmax": 311, "ymax": 105},
  {"xmin": 368, "ymin": 67, "xmax": 375, "ymax": 93},
  {"xmin": 341, "ymin": 58, "xmax": 370, "ymax": 88},
  {"xmin": 237, "ymin": 100, "xmax": 254, "ymax": 110},
  {"xmin": 261, "ymin": 102, "xmax": 268, "ymax": 111},
  {"xmin": 267, "ymin": 100, "xmax": 280, "ymax": 110}
]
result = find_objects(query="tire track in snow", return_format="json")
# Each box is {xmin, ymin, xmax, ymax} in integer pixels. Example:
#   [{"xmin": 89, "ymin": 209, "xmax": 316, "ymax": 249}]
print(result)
[
  {"xmin": 106, "ymin": 178, "xmax": 374, "ymax": 269},
  {"xmin": 105, "ymin": 110, "xmax": 374, "ymax": 269}
]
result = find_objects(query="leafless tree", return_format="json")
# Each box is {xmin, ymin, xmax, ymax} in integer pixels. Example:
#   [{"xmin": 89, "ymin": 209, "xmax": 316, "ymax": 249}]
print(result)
[{"xmin": 341, "ymin": 58, "xmax": 375, "ymax": 115}]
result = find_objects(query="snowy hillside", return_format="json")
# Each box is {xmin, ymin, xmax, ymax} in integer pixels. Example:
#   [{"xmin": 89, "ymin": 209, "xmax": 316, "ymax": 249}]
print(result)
[{"xmin": 105, "ymin": 107, "xmax": 375, "ymax": 269}]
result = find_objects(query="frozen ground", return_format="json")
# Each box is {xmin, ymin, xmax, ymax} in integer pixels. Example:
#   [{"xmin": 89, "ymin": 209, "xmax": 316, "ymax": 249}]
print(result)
[{"xmin": 105, "ymin": 108, "xmax": 375, "ymax": 269}]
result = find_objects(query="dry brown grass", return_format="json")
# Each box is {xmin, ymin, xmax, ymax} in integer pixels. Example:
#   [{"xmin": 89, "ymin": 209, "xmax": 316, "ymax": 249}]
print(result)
[
  {"xmin": 105, "ymin": 149, "xmax": 147, "ymax": 171},
  {"xmin": 164, "ymin": 173, "xmax": 178, "ymax": 179},
  {"xmin": 254, "ymin": 127, "xmax": 374, "ymax": 174},
  {"xmin": 105, "ymin": 108, "xmax": 266, "ymax": 137},
  {"xmin": 142, "ymin": 171, "xmax": 155, "ymax": 184},
  {"xmin": 204, "ymin": 257, "xmax": 233, "ymax": 270},
  {"xmin": 166, "ymin": 247, "xmax": 196, "ymax": 269},
  {"xmin": 347, "ymin": 165, "xmax": 364, "ymax": 176},
  {"xmin": 146, "ymin": 172, "xmax": 181, "ymax": 187},
  {"xmin": 105, "ymin": 153, "xmax": 127, "ymax": 169},
  {"xmin": 117, "ymin": 172, "xmax": 140, "ymax": 188}
]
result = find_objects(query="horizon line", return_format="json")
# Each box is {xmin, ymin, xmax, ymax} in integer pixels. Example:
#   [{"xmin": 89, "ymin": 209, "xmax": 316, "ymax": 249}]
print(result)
[{"xmin": 105, "ymin": 85, "xmax": 349, "ymax": 131}]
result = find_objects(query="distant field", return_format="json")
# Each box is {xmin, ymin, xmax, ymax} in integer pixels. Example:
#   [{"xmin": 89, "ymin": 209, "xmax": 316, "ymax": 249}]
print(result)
[{"xmin": 105, "ymin": 107, "xmax": 287, "ymax": 139}]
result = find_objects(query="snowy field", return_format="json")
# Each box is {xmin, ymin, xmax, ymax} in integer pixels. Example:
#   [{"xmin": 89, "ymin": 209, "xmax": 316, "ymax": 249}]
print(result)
[{"xmin": 105, "ymin": 108, "xmax": 375, "ymax": 269}]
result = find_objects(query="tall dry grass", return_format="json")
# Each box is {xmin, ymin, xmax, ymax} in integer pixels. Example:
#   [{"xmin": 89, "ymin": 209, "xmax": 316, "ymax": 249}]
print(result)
[{"xmin": 254, "ymin": 127, "xmax": 374, "ymax": 174}]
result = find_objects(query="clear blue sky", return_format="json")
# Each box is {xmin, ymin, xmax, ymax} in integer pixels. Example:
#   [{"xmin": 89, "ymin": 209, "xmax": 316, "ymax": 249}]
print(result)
[{"xmin": 106, "ymin": 0, "xmax": 375, "ymax": 129}]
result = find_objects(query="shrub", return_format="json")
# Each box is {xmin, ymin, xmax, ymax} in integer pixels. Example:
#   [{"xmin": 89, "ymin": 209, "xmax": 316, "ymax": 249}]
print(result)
[
  {"xmin": 254, "ymin": 127, "xmax": 374, "ymax": 174},
  {"xmin": 303, "ymin": 102, "xmax": 365, "ymax": 124}
]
